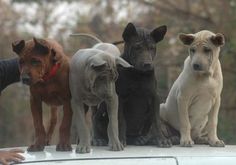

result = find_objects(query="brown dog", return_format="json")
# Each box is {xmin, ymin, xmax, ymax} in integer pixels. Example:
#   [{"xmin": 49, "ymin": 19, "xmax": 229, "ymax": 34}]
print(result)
[{"xmin": 12, "ymin": 38, "xmax": 72, "ymax": 152}]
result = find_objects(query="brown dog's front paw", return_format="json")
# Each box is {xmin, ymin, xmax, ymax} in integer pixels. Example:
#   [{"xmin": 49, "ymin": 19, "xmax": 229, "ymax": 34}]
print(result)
[
  {"xmin": 156, "ymin": 138, "xmax": 172, "ymax": 148},
  {"xmin": 27, "ymin": 144, "xmax": 45, "ymax": 152},
  {"xmin": 56, "ymin": 143, "xmax": 72, "ymax": 151}
]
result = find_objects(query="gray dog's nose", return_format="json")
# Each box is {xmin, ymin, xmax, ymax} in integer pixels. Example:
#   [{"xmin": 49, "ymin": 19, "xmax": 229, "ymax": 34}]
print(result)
[{"xmin": 193, "ymin": 64, "xmax": 202, "ymax": 71}]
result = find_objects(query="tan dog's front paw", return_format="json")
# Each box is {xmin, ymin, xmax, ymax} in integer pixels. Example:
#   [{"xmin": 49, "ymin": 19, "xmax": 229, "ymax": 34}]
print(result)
[
  {"xmin": 209, "ymin": 139, "xmax": 225, "ymax": 147},
  {"xmin": 110, "ymin": 141, "xmax": 124, "ymax": 151},
  {"xmin": 76, "ymin": 144, "xmax": 91, "ymax": 153},
  {"xmin": 180, "ymin": 137, "xmax": 194, "ymax": 147}
]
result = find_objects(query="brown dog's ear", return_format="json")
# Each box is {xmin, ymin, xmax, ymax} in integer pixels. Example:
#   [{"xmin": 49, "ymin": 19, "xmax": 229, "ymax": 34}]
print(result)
[
  {"xmin": 51, "ymin": 49, "xmax": 62, "ymax": 63},
  {"xmin": 122, "ymin": 22, "xmax": 138, "ymax": 42},
  {"xmin": 150, "ymin": 25, "xmax": 167, "ymax": 43},
  {"xmin": 210, "ymin": 33, "xmax": 225, "ymax": 47},
  {"xmin": 33, "ymin": 37, "xmax": 49, "ymax": 55},
  {"xmin": 12, "ymin": 40, "xmax": 25, "ymax": 55},
  {"xmin": 179, "ymin": 33, "xmax": 195, "ymax": 45}
]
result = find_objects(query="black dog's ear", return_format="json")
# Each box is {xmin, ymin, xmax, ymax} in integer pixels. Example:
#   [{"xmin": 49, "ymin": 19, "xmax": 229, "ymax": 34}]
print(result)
[
  {"xmin": 12, "ymin": 40, "xmax": 25, "ymax": 55},
  {"xmin": 150, "ymin": 25, "xmax": 167, "ymax": 43},
  {"xmin": 210, "ymin": 33, "xmax": 225, "ymax": 47},
  {"xmin": 179, "ymin": 33, "xmax": 195, "ymax": 45},
  {"xmin": 122, "ymin": 22, "xmax": 138, "ymax": 42},
  {"xmin": 33, "ymin": 37, "xmax": 49, "ymax": 55}
]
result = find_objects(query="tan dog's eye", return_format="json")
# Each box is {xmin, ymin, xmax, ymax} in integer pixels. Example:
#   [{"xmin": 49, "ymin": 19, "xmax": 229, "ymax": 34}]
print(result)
[{"xmin": 203, "ymin": 47, "xmax": 212, "ymax": 53}]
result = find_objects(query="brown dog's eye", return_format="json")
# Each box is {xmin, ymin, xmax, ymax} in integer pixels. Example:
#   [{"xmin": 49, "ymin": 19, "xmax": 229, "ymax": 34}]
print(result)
[{"xmin": 31, "ymin": 59, "xmax": 41, "ymax": 66}]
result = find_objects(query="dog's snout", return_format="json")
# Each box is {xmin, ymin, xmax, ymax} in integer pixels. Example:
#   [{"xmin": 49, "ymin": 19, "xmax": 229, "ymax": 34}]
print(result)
[
  {"xmin": 193, "ymin": 64, "xmax": 202, "ymax": 71},
  {"xmin": 142, "ymin": 63, "xmax": 153, "ymax": 70},
  {"xmin": 21, "ymin": 74, "xmax": 31, "ymax": 85}
]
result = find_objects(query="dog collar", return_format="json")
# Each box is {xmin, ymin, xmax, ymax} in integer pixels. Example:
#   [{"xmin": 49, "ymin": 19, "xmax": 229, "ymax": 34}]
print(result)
[{"xmin": 43, "ymin": 63, "xmax": 61, "ymax": 81}]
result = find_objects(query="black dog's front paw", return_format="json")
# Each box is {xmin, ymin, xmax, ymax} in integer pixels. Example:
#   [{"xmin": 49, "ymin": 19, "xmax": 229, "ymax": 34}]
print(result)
[
  {"xmin": 149, "ymin": 137, "xmax": 172, "ymax": 148},
  {"xmin": 92, "ymin": 139, "xmax": 108, "ymax": 146},
  {"xmin": 127, "ymin": 136, "xmax": 150, "ymax": 145}
]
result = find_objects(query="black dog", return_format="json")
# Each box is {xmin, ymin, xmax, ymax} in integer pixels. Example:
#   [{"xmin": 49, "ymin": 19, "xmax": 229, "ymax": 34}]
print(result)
[
  {"xmin": 0, "ymin": 58, "xmax": 20, "ymax": 94},
  {"xmin": 93, "ymin": 23, "xmax": 171, "ymax": 147}
]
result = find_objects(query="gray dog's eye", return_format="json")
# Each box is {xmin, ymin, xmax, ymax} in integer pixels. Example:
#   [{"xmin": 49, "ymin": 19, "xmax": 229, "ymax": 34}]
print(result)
[{"xmin": 190, "ymin": 48, "xmax": 196, "ymax": 54}]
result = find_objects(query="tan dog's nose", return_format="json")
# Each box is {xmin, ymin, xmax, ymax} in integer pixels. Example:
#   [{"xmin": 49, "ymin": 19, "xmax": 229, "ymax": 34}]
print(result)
[{"xmin": 193, "ymin": 64, "xmax": 202, "ymax": 71}]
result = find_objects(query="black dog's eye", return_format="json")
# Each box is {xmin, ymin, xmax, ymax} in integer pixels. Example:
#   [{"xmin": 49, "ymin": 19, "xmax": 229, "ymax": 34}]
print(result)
[
  {"xmin": 203, "ymin": 47, "xmax": 212, "ymax": 54},
  {"xmin": 190, "ymin": 47, "xmax": 196, "ymax": 54}
]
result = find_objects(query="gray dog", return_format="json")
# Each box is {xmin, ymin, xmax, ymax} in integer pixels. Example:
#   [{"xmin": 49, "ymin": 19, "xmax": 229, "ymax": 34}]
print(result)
[
  {"xmin": 160, "ymin": 30, "xmax": 225, "ymax": 147},
  {"xmin": 69, "ymin": 35, "xmax": 132, "ymax": 153}
]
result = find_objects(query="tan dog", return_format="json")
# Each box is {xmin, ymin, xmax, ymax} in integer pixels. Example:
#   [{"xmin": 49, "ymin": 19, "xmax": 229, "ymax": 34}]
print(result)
[
  {"xmin": 12, "ymin": 38, "xmax": 72, "ymax": 151},
  {"xmin": 160, "ymin": 30, "xmax": 225, "ymax": 147}
]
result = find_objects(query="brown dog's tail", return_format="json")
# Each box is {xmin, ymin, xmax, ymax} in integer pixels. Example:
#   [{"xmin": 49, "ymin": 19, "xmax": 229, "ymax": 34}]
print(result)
[{"xmin": 70, "ymin": 33, "xmax": 102, "ymax": 43}]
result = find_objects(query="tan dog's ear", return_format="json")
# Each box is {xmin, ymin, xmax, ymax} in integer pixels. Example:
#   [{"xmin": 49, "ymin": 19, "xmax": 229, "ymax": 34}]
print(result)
[
  {"xmin": 116, "ymin": 57, "xmax": 133, "ymax": 68},
  {"xmin": 33, "ymin": 37, "xmax": 49, "ymax": 55},
  {"xmin": 12, "ymin": 40, "xmax": 25, "ymax": 55},
  {"xmin": 210, "ymin": 33, "xmax": 225, "ymax": 47},
  {"xmin": 179, "ymin": 33, "xmax": 195, "ymax": 45}
]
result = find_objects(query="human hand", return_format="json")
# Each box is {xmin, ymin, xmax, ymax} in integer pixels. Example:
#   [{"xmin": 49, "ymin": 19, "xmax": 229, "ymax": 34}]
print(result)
[{"xmin": 0, "ymin": 149, "xmax": 25, "ymax": 165}]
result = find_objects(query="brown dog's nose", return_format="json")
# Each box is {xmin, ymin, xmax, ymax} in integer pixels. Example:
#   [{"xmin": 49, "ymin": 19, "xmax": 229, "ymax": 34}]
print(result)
[{"xmin": 21, "ymin": 74, "xmax": 31, "ymax": 85}]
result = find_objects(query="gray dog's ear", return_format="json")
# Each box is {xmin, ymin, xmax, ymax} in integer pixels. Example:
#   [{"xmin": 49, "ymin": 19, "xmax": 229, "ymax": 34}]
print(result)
[
  {"xmin": 12, "ymin": 40, "xmax": 25, "ymax": 55},
  {"xmin": 116, "ymin": 57, "xmax": 133, "ymax": 68},
  {"xmin": 150, "ymin": 25, "xmax": 167, "ymax": 43},
  {"xmin": 179, "ymin": 33, "xmax": 195, "ymax": 45},
  {"xmin": 90, "ymin": 58, "xmax": 107, "ymax": 70},
  {"xmin": 33, "ymin": 37, "xmax": 50, "ymax": 55},
  {"xmin": 210, "ymin": 33, "xmax": 225, "ymax": 47},
  {"xmin": 122, "ymin": 22, "xmax": 138, "ymax": 42}
]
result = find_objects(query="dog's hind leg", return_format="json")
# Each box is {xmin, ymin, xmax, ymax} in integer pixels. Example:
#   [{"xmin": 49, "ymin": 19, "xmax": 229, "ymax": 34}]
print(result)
[
  {"xmin": 46, "ymin": 106, "xmax": 58, "ymax": 145},
  {"xmin": 56, "ymin": 101, "xmax": 72, "ymax": 151},
  {"xmin": 151, "ymin": 93, "xmax": 172, "ymax": 147},
  {"xmin": 92, "ymin": 103, "xmax": 109, "ymax": 146}
]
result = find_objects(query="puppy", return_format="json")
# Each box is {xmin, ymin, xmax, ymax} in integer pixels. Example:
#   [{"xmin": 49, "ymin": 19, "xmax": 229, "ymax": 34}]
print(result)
[
  {"xmin": 12, "ymin": 38, "xmax": 72, "ymax": 151},
  {"xmin": 93, "ymin": 23, "xmax": 171, "ymax": 147},
  {"xmin": 70, "ymin": 41, "xmax": 132, "ymax": 153},
  {"xmin": 160, "ymin": 30, "xmax": 225, "ymax": 147}
]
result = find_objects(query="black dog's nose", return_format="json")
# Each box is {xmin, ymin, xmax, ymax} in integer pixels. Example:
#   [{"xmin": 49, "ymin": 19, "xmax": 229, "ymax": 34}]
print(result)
[
  {"xmin": 142, "ymin": 63, "xmax": 152, "ymax": 70},
  {"xmin": 21, "ymin": 74, "xmax": 31, "ymax": 85},
  {"xmin": 193, "ymin": 64, "xmax": 201, "ymax": 71}
]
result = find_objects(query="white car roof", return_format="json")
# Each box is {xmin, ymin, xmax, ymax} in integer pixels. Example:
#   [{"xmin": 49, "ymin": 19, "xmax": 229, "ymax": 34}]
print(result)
[{"xmin": 2, "ymin": 145, "xmax": 236, "ymax": 165}]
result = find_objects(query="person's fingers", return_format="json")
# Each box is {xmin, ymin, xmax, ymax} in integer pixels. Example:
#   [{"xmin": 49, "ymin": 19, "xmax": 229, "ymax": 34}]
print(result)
[
  {"xmin": 6, "ymin": 156, "xmax": 22, "ymax": 163},
  {"xmin": 9, "ymin": 149, "xmax": 24, "ymax": 153},
  {"xmin": 11, "ymin": 153, "xmax": 25, "ymax": 160}
]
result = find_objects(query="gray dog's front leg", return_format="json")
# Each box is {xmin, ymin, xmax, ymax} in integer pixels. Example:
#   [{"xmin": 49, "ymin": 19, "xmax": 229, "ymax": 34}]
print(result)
[
  {"xmin": 71, "ymin": 99, "xmax": 91, "ymax": 153},
  {"xmin": 106, "ymin": 93, "xmax": 124, "ymax": 151}
]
